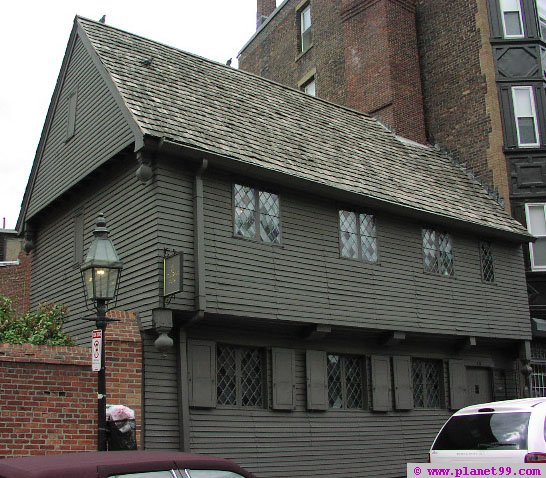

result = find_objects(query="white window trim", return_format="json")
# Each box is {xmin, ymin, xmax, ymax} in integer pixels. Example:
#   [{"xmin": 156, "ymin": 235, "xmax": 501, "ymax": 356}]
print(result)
[
  {"xmin": 512, "ymin": 86, "xmax": 540, "ymax": 148},
  {"xmin": 500, "ymin": 0, "xmax": 525, "ymax": 38},
  {"xmin": 525, "ymin": 203, "xmax": 546, "ymax": 271},
  {"xmin": 300, "ymin": 4, "xmax": 312, "ymax": 52}
]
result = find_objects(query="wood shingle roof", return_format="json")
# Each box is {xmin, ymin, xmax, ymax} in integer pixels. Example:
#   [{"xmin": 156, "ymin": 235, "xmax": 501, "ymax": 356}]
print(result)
[{"xmin": 73, "ymin": 18, "xmax": 530, "ymax": 239}]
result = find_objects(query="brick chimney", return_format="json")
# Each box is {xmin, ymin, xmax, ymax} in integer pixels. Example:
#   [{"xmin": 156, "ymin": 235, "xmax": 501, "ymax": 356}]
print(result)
[
  {"xmin": 341, "ymin": 0, "xmax": 426, "ymax": 144},
  {"xmin": 257, "ymin": 0, "xmax": 277, "ymax": 29}
]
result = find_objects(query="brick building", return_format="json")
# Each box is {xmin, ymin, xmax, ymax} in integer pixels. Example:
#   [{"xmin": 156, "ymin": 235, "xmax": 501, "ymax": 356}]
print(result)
[{"xmin": 238, "ymin": 0, "xmax": 546, "ymax": 395}]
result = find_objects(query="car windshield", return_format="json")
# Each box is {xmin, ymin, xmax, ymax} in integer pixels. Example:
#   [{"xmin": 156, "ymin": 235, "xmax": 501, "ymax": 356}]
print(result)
[{"xmin": 432, "ymin": 412, "xmax": 531, "ymax": 450}]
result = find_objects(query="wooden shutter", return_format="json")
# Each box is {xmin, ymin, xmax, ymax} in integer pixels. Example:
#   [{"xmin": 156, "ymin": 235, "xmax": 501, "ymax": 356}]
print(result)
[
  {"xmin": 393, "ymin": 356, "xmax": 413, "ymax": 410},
  {"xmin": 187, "ymin": 340, "xmax": 216, "ymax": 408},
  {"xmin": 272, "ymin": 348, "xmax": 296, "ymax": 410},
  {"xmin": 449, "ymin": 360, "xmax": 467, "ymax": 410},
  {"xmin": 306, "ymin": 350, "xmax": 328, "ymax": 410},
  {"xmin": 371, "ymin": 355, "xmax": 392, "ymax": 411}
]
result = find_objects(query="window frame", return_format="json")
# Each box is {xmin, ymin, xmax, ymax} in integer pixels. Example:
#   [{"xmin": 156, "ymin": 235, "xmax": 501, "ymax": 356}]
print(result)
[
  {"xmin": 537, "ymin": 0, "xmax": 546, "ymax": 38},
  {"xmin": 302, "ymin": 77, "xmax": 316, "ymax": 96},
  {"xmin": 339, "ymin": 210, "xmax": 379, "ymax": 263},
  {"xmin": 525, "ymin": 203, "xmax": 546, "ymax": 271},
  {"xmin": 216, "ymin": 343, "xmax": 266, "ymax": 409},
  {"xmin": 412, "ymin": 358, "xmax": 444, "ymax": 410},
  {"xmin": 422, "ymin": 228, "xmax": 454, "ymax": 276},
  {"xmin": 499, "ymin": 0, "xmax": 525, "ymax": 38},
  {"xmin": 326, "ymin": 353, "xmax": 367, "ymax": 410},
  {"xmin": 233, "ymin": 184, "xmax": 282, "ymax": 245},
  {"xmin": 299, "ymin": 3, "xmax": 312, "ymax": 53},
  {"xmin": 512, "ymin": 86, "xmax": 540, "ymax": 148},
  {"xmin": 479, "ymin": 240, "xmax": 495, "ymax": 283}
]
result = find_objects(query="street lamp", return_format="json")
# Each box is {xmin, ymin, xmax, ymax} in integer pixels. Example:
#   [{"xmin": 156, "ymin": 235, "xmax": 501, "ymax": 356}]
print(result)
[{"xmin": 81, "ymin": 213, "xmax": 123, "ymax": 451}]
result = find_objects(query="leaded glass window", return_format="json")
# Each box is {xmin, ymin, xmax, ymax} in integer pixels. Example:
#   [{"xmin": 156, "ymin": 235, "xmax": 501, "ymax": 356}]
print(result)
[
  {"xmin": 327, "ymin": 353, "xmax": 365, "ymax": 409},
  {"xmin": 479, "ymin": 241, "xmax": 495, "ymax": 283},
  {"xmin": 234, "ymin": 184, "xmax": 280, "ymax": 244},
  {"xmin": 422, "ymin": 229, "xmax": 454, "ymax": 276},
  {"xmin": 412, "ymin": 358, "xmax": 443, "ymax": 409},
  {"xmin": 339, "ymin": 210, "xmax": 378, "ymax": 262},
  {"xmin": 217, "ymin": 344, "xmax": 264, "ymax": 408}
]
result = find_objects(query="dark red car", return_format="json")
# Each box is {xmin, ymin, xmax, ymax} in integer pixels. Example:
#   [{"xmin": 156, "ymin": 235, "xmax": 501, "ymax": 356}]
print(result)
[{"xmin": 0, "ymin": 451, "xmax": 256, "ymax": 478}]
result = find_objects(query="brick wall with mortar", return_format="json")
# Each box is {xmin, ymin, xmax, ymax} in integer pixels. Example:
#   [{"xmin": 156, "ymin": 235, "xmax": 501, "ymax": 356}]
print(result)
[
  {"xmin": 416, "ymin": 0, "xmax": 509, "ymax": 206},
  {"xmin": 239, "ymin": 0, "xmax": 347, "ymax": 110},
  {"xmin": 0, "ymin": 310, "xmax": 142, "ymax": 457},
  {"xmin": 239, "ymin": 0, "xmax": 426, "ymax": 143},
  {"xmin": 0, "ymin": 250, "xmax": 32, "ymax": 315}
]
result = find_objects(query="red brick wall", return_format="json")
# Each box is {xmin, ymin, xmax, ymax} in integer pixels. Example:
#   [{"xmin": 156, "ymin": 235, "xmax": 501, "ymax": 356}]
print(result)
[
  {"xmin": 257, "ymin": 0, "xmax": 277, "ymax": 27},
  {"xmin": 0, "ymin": 251, "xmax": 32, "ymax": 315},
  {"xmin": 0, "ymin": 310, "xmax": 142, "ymax": 457},
  {"xmin": 416, "ymin": 0, "xmax": 493, "ymax": 183},
  {"xmin": 239, "ymin": 0, "xmax": 426, "ymax": 143}
]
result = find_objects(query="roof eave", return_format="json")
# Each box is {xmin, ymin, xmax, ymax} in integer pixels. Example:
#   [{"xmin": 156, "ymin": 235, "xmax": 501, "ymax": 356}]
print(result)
[{"xmin": 153, "ymin": 138, "xmax": 532, "ymax": 243}]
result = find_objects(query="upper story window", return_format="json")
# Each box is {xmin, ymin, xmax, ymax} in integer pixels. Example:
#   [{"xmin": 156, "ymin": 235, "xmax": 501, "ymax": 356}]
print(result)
[
  {"xmin": 479, "ymin": 241, "xmax": 495, "ymax": 283},
  {"xmin": 412, "ymin": 358, "xmax": 443, "ymax": 409},
  {"xmin": 422, "ymin": 229, "xmax": 454, "ymax": 276},
  {"xmin": 339, "ymin": 210, "xmax": 378, "ymax": 263},
  {"xmin": 512, "ymin": 86, "xmax": 540, "ymax": 147},
  {"xmin": 500, "ymin": 0, "xmax": 524, "ymax": 38},
  {"xmin": 537, "ymin": 0, "xmax": 546, "ymax": 37},
  {"xmin": 234, "ymin": 184, "xmax": 281, "ymax": 244},
  {"xmin": 303, "ymin": 77, "xmax": 316, "ymax": 96},
  {"xmin": 327, "ymin": 353, "xmax": 365, "ymax": 409},
  {"xmin": 525, "ymin": 203, "xmax": 546, "ymax": 271},
  {"xmin": 217, "ymin": 344, "xmax": 264, "ymax": 408},
  {"xmin": 299, "ymin": 4, "xmax": 312, "ymax": 53}
]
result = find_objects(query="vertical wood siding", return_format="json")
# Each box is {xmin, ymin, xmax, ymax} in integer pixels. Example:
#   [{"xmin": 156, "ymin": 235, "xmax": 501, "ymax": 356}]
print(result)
[
  {"xmin": 202, "ymin": 171, "xmax": 530, "ymax": 339},
  {"xmin": 27, "ymin": 35, "xmax": 134, "ymax": 219}
]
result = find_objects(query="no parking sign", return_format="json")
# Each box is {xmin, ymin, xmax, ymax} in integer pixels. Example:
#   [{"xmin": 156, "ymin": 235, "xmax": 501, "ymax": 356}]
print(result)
[{"xmin": 92, "ymin": 329, "xmax": 102, "ymax": 372}]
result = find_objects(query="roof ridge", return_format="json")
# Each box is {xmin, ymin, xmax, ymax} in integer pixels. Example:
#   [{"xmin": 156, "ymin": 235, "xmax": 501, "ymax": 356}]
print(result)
[{"xmin": 76, "ymin": 16, "xmax": 381, "ymax": 124}]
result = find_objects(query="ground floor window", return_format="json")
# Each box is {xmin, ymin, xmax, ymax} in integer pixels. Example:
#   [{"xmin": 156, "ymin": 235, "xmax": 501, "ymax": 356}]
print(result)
[
  {"xmin": 531, "ymin": 341, "xmax": 546, "ymax": 397},
  {"xmin": 412, "ymin": 358, "xmax": 443, "ymax": 408},
  {"xmin": 327, "ymin": 353, "xmax": 365, "ymax": 409},
  {"xmin": 217, "ymin": 344, "xmax": 264, "ymax": 407}
]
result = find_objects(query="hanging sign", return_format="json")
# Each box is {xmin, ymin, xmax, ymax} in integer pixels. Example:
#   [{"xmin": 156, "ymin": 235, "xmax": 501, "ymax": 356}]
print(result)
[
  {"xmin": 92, "ymin": 329, "xmax": 102, "ymax": 372},
  {"xmin": 163, "ymin": 251, "xmax": 183, "ymax": 297}
]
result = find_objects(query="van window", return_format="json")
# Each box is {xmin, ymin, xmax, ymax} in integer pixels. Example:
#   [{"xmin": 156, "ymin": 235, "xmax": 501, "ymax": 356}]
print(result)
[{"xmin": 432, "ymin": 412, "xmax": 531, "ymax": 450}]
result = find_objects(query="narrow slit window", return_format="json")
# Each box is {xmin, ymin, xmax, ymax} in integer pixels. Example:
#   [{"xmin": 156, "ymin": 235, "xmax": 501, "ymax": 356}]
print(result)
[
  {"xmin": 479, "ymin": 241, "xmax": 495, "ymax": 283},
  {"xmin": 66, "ymin": 91, "xmax": 78, "ymax": 140}
]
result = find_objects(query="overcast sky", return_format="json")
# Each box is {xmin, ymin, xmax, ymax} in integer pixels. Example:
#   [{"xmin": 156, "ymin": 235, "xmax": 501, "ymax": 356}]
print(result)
[{"xmin": 0, "ymin": 0, "xmax": 279, "ymax": 230}]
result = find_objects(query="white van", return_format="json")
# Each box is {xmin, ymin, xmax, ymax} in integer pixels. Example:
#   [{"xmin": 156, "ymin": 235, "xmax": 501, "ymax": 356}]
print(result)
[{"xmin": 429, "ymin": 398, "xmax": 546, "ymax": 464}]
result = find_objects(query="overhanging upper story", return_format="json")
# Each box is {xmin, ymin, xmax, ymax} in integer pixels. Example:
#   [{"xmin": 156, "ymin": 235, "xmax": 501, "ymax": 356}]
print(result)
[{"xmin": 17, "ymin": 16, "xmax": 535, "ymax": 341}]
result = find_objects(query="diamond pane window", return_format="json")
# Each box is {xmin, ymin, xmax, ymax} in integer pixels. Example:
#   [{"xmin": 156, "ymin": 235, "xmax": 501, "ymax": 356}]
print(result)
[
  {"xmin": 217, "ymin": 344, "xmax": 264, "ymax": 408},
  {"xmin": 479, "ymin": 241, "xmax": 495, "ymax": 283},
  {"xmin": 422, "ymin": 229, "xmax": 454, "ymax": 276},
  {"xmin": 259, "ymin": 191, "xmax": 281, "ymax": 244},
  {"xmin": 234, "ymin": 185, "xmax": 281, "ymax": 244},
  {"xmin": 234, "ymin": 184, "xmax": 256, "ymax": 239},
  {"xmin": 339, "ymin": 210, "xmax": 378, "ymax": 262},
  {"xmin": 412, "ymin": 359, "xmax": 443, "ymax": 409},
  {"xmin": 327, "ymin": 354, "xmax": 365, "ymax": 409}
]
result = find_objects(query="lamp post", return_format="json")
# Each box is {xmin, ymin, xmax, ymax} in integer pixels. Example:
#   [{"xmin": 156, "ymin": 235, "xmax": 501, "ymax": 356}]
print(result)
[{"xmin": 81, "ymin": 213, "xmax": 123, "ymax": 451}]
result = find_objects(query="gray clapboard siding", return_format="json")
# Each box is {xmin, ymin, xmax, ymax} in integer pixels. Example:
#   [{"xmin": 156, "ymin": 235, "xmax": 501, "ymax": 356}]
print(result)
[
  {"xmin": 30, "ymin": 158, "xmax": 160, "ymax": 342},
  {"xmin": 200, "ymin": 170, "xmax": 530, "ymax": 339},
  {"xmin": 27, "ymin": 35, "xmax": 134, "ymax": 219},
  {"xmin": 142, "ymin": 334, "xmax": 180, "ymax": 450}
]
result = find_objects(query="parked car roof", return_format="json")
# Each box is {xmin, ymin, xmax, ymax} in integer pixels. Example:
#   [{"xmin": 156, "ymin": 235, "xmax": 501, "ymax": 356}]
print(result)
[
  {"xmin": 0, "ymin": 451, "xmax": 256, "ymax": 478},
  {"xmin": 453, "ymin": 397, "xmax": 546, "ymax": 415}
]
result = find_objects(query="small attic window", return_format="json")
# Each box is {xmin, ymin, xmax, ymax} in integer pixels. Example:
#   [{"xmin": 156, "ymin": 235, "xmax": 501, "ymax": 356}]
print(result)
[{"xmin": 66, "ymin": 91, "xmax": 78, "ymax": 141}]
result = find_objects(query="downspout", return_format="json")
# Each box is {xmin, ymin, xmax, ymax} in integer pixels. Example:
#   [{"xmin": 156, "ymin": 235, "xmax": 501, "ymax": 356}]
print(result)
[{"xmin": 186, "ymin": 159, "xmax": 208, "ymax": 326}]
